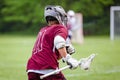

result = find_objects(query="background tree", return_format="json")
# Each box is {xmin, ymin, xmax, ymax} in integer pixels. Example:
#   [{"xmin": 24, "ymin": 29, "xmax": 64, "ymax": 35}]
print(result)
[{"xmin": 0, "ymin": 0, "xmax": 120, "ymax": 35}]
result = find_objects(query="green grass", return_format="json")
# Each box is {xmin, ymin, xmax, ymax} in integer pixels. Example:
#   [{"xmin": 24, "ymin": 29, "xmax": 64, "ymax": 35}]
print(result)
[{"xmin": 0, "ymin": 35, "xmax": 120, "ymax": 80}]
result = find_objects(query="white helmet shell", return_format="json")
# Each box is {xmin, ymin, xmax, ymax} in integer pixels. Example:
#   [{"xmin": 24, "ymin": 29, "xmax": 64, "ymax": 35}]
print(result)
[{"xmin": 44, "ymin": 5, "xmax": 67, "ymax": 26}]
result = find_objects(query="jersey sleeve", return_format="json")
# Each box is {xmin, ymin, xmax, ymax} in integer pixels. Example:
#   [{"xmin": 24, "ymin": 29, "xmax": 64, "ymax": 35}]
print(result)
[{"xmin": 54, "ymin": 25, "xmax": 68, "ymax": 40}]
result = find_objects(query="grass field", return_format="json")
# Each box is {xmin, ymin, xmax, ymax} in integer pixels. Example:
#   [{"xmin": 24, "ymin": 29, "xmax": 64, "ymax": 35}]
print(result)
[{"xmin": 0, "ymin": 35, "xmax": 120, "ymax": 80}]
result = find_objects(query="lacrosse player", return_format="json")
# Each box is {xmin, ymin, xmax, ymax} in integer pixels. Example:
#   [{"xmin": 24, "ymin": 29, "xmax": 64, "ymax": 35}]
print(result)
[
  {"xmin": 67, "ymin": 10, "xmax": 76, "ymax": 40},
  {"xmin": 26, "ymin": 5, "xmax": 78, "ymax": 80}
]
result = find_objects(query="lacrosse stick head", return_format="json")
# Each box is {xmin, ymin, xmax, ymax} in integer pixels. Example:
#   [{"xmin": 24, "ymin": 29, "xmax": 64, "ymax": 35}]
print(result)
[{"xmin": 78, "ymin": 54, "xmax": 96, "ymax": 70}]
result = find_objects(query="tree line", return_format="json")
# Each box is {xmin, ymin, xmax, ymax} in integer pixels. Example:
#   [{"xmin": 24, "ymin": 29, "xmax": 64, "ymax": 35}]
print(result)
[{"xmin": 0, "ymin": 0, "xmax": 119, "ymax": 35}]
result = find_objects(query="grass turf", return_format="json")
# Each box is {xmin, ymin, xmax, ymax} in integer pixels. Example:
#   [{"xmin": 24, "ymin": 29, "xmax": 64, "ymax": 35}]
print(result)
[{"xmin": 0, "ymin": 35, "xmax": 120, "ymax": 80}]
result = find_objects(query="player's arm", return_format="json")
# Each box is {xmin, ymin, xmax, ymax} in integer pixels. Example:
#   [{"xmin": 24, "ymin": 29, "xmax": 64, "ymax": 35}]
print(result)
[
  {"xmin": 54, "ymin": 35, "xmax": 78, "ymax": 69},
  {"xmin": 55, "ymin": 26, "xmax": 75, "ymax": 55}
]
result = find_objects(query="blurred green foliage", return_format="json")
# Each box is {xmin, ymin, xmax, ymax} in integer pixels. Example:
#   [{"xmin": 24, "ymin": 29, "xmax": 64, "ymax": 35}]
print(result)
[{"xmin": 0, "ymin": 0, "xmax": 120, "ymax": 35}]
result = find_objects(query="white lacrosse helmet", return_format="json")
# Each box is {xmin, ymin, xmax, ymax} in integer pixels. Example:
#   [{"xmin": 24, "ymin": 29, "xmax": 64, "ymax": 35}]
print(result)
[
  {"xmin": 44, "ymin": 5, "xmax": 68, "ymax": 26},
  {"xmin": 67, "ymin": 10, "xmax": 75, "ymax": 17}
]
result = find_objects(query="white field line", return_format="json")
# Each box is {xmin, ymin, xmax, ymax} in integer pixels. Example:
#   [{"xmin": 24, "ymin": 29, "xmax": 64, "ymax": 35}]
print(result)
[{"xmin": 65, "ymin": 68, "xmax": 120, "ymax": 77}]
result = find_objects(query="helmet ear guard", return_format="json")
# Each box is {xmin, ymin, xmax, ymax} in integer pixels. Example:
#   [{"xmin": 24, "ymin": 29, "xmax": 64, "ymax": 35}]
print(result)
[{"xmin": 44, "ymin": 5, "xmax": 68, "ymax": 26}]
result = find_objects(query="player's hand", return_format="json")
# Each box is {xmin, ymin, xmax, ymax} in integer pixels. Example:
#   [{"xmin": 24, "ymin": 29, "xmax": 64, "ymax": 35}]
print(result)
[
  {"xmin": 67, "ymin": 57, "xmax": 78, "ymax": 69},
  {"xmin": 63, "ymin": 54, "xmax": 78, "ymax": 69},
  {"xmin": 66, "ymin": 44, "xmax": 75, "ymax": 55}
]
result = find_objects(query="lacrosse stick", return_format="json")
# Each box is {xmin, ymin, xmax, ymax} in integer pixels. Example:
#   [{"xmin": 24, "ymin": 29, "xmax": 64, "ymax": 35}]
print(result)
[{"xmin": 40, "ymin": 54, "xmax": 96, "ymax": 79}]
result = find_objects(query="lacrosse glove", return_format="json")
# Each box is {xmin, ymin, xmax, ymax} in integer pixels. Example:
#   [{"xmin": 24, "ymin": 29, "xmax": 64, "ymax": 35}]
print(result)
[
  {"xmin": 66, "ymin": 44, "xmax": 75, "ymax": 55},
  {"xmin": 62, "ymin": 54, "xmax": 78, "ymax": 69}
]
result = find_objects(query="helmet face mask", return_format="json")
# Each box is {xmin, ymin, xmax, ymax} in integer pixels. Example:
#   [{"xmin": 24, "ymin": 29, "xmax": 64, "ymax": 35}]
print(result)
[{"xmin": 44, "ymin": 5, "xmax": 67, "ymax": 26}]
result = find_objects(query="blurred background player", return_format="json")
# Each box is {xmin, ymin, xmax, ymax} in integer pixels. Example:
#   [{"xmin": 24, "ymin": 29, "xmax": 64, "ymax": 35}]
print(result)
[
  {"xmin": 67, "ymin": 10, "xmax": 84, "ymax": 44},
  {"xmin": 67, "ymin": 10, "xmax": 76, "ymax": 40},
  {"xmin": 26, "ymin": 5, "xmax": 78, "ymax": 80}
]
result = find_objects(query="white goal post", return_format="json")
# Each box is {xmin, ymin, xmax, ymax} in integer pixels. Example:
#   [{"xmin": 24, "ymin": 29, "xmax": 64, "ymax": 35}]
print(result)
[
  {"xmin": 71, "ymin": 13, "xmax": 84, "ymax": 44},
  {"xmin": 110, "ymin": 6, "xmax": 120, "ymax": 40}
]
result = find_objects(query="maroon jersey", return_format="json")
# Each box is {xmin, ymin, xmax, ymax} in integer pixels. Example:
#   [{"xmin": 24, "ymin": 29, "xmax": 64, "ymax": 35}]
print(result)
[{"xmin": 27, "ymin": 25, "xmax": 68, "ymax": 70}]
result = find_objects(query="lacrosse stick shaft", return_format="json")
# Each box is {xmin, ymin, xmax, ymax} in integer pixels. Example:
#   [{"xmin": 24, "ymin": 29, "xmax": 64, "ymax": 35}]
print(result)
[
  {"xmin": 40, "ymin": 65, "xmax": 70, "ymax": 79},
  {"xmin": 40, "ymin": 54, "xmax": 96, "ymax": 79},
  {"xmin": 40, "ymin": 59, "xmax": 83, "ymax": 79},
  {"xmin": 40, "ymin": 60, "xmax": 82, "ymax": 79}
]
